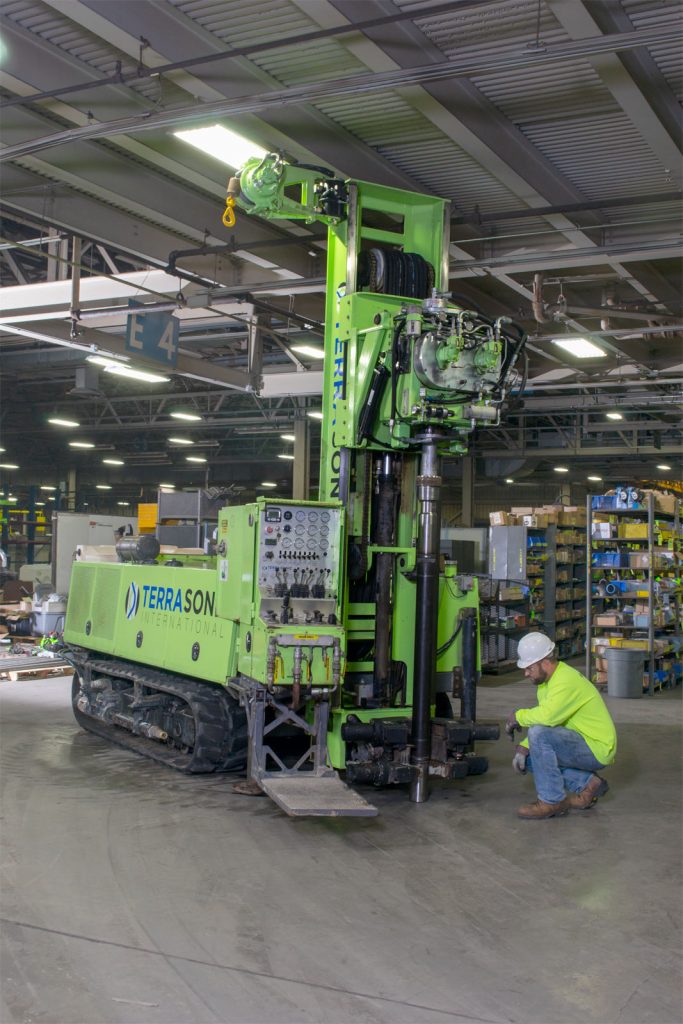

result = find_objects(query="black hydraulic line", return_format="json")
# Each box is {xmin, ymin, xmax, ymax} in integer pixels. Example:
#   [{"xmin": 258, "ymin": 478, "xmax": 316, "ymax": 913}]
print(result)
[
  {"xmin": 373, "ymin": 455, "xmax": 396, "ymax": 701},
  {"xmin": 460, "ymin": 609, "xmax": 478, "ymax": 723},
  {"xmin": 409, "ymin": 439, "xmax": 442, "ymax": 803},
  {"xmin": 436, "ymin": 618, "xmax": 463, "ymax": 657}
]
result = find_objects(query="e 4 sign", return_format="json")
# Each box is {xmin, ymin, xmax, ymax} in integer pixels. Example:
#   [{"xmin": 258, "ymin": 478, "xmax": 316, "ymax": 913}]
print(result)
[{"xmin": 126, "ymin": 300, "xmax": 179, "ymax": 367}]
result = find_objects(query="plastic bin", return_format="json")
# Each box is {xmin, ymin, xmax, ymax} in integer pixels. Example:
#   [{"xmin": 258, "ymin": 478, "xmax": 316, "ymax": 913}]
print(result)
[{"xmin": 606, "ymin": 647, "xmax": 644, "ymax": 699}]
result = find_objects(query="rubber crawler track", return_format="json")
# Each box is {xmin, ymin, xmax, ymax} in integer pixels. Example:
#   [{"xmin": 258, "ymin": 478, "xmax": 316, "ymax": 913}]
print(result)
[{"xmin": 68, "ymin": 649, "xmax": 248, "ymax": 774}]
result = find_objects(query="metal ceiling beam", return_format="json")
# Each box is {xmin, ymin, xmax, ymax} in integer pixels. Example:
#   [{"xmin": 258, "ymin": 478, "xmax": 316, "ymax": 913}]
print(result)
[
  {"xmin": 459, "ymin": 190, "xmax": 683, "ymax": 224},
  {"xmin": 0, "ymin": 19, "xmax": 673, "ymax": 163},
  {"xmin": 0, "ymin": 320, "xmax": 253, "ymax": 390},
  {"xmin": 26, "ymin": 0, "xmax": 427, "ymax": 195},
  {"xmin": 547, "ymin": 0, "xmax": 682, "ymax": 174}
]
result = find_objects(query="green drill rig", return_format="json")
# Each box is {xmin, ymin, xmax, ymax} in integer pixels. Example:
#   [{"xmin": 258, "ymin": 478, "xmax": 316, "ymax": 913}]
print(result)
[{"xmin": 64, "ymin": 155, "xmax": 525, "ymax": 816}]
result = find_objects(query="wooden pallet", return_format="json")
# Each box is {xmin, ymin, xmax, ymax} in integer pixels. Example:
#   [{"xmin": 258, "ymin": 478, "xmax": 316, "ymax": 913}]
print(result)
[{"xmin": 1, "ymin": 664, "xmax": 69, "ymax": 682}]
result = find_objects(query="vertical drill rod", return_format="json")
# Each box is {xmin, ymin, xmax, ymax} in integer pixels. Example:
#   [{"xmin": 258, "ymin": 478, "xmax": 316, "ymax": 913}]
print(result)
[
  {"xmin": 373, "ymin": 455, "xmax": 395, "ymax": 700},
  {"xmin": 410, "ymin": 440, "xmax": 442, "ymax": 803},
  {"xmin": 461, "ymin": 608, "xmax": 478, "ymax": 723}
]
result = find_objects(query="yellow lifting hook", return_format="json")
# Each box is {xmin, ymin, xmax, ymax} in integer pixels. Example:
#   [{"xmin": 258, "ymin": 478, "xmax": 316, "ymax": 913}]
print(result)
[{"xmin": 222, "ymin": 194, "xmax": 236, "ymax": 228}]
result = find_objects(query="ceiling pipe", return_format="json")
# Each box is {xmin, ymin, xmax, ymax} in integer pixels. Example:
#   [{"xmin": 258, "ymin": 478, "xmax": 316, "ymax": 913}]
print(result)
[{"xmin": 0, "ymin": 25, "xmax": 673, "ymax": 163}]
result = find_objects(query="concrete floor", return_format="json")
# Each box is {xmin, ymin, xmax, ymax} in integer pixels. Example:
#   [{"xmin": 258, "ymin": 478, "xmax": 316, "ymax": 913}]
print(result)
[{"xmin": 0, "ymin": 671, "xmax": 681, "ymax": 1024}]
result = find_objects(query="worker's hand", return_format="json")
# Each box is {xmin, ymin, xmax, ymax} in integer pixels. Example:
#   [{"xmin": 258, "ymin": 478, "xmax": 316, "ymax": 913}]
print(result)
[
  {"xmin": 512, "ymin": 746, "xmax": 528, "ymax": 774},
  {"xmin": 504, "ymin": 711, "xmax": 519, "ymax": 736}
]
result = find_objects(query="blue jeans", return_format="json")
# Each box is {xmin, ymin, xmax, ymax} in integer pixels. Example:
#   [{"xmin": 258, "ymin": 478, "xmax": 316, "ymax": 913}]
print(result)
[{"xmin": 526, "ymin": 725, "xmax": 606, "ymax": 804}]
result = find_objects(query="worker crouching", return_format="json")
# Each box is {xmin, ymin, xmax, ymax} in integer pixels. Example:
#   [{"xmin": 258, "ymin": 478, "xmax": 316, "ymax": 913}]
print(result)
[{"xmin": 506, "ymin": 632, "xmax": 617, "ymax": 820}]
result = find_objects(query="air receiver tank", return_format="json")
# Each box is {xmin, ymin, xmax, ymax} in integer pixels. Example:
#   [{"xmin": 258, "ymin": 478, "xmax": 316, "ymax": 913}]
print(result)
[{"xmin": 115, "ymin": 535, "xmax": 160, "ymax": 564}]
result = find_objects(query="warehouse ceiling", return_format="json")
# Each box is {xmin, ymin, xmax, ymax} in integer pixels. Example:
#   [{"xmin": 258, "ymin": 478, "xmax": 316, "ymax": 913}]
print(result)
[{"xmin": 0, "ymin": 0, "xmax": 681, "ymax": 510}]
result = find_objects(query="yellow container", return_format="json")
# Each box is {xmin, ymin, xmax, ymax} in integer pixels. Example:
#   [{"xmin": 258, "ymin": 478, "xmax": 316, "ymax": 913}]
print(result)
[
  {"xmin": 619, "ymin": 524, "xmax": 648, "ymax": 539},
  {"xmin": 137, "ymin": 502, "xmax": 158, "ymax": 531}
]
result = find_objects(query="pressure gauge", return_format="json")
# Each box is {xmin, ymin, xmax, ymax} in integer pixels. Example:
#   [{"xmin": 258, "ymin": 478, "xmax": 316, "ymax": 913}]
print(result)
[
  {"xmin": 307, "ymin": 511, "xmax": 318, "ymax": 522},
  {"xmin": 320, "ymin": 511, "xmax": 330, "ymax": 523},
  {"xmin": 295, "ymin": 510, "xmax": 306, "ymax": 522}
]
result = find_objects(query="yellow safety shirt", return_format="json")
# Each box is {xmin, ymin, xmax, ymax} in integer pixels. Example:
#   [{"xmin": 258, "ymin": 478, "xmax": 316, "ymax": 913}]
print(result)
[{"xmin": 516, "ymin": 661, "xmax": 617, "ymax": 765}]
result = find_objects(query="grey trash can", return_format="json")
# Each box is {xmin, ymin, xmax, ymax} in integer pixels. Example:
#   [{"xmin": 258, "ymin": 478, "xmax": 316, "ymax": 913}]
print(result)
[{"xmin": 605, "ymin": 647, "xmax": 644, "ymax": 699}]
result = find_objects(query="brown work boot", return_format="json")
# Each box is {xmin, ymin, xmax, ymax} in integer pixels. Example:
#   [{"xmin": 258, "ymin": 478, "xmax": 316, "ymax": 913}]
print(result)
[
  {"xmin": 568, "ymin": 775, "xmax": 609, "ymax": 810},
  {"xmin": 517, "ymin": 797, "xmax": 570, "ymax": 819}
]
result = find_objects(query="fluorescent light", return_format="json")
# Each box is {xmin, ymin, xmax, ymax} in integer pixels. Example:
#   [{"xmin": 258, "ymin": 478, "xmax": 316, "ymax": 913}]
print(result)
[
  {"xmin": 7, "ymin": 496, "xmax": 18, "ymax": 503},
  {"xmin": 0, "ymin": 447, "xmax": 4, "ymax": 452},
  {"xmin": 168, "ymin": 436, "xmax": 194, "ymax": 445},
  {"xmin": 554, "ymin": 466, "xmax": 569, "ymax": 473},
  {"xmin": 278, "ymin": 453, "xmax": 295, "ymax": 461},
  {"xmin": 0, "ymin": 462, "xmax": 19, "ymax": 469},
  {"xmin": 48, "ymin": 417, "xmax": 80, "ymax": 428},
  {"xmin": 587, "ymin": 475, "xmax": 603, "ymax": 481},
  {"xmin": 35, "ymin": 501, "xmax": 45, "ymax": 507},
  {"xmin": 186, "ymin": 456, "xmax": 207, "ymax": 463},
  {"xmin": 281, "ymin": 434, "xmax": 296, "ymax": 442},
  {"xmin": 117, "ymin": 501, "xmax": 130, "ymax": 506},
  {"xmin": 170, "ymin": 411, "xmax": 202, "ymax": 422},
  {"xmin": 96, "ymin": 484, "xmax": 112, "ymax": 490},
  {"xmin": 505, "ymin": 478, "xmax": 514, "ymax": 484},
  {"xmin": 159, "ymin": 483, "xmax": 175, "ymax": 489},
  {"xmin": 606, "ymin": 412, "xmax": 623, "ymax": 421},
  {"xmin": 552, "ymin": 337, "xmax": 606, "ymax": 358},
  {"xmin": 307, "ymin": 410, "xmax": 324, "ymax": 420},
  {"xmin": 657, "ymin": 464, "xmax": 672, "ymax": 471},
  {"xmin": 174, "ymin": 124, "xmax": 267, "ymax": 168},
  {"xmin": 102, "ymin": 458, "xmax": 125, "ymax": 466},
  {"xmin": 40, "ymin": 486, "xmax": 57, "ymax": 491},
  {"xmin": 86, "ymin": 355, "xmax": 169, "ymax": 384},
  {"xmin": 260, "ymin": 482, "xmax": 277, "ymax": 488},
  {"xmin": 291, "ymin": 344, "xmax": 325, "ymax": 359},
  {"xmin": 69, "ymin": 441, "xmax": 95, "ymax": 449}
]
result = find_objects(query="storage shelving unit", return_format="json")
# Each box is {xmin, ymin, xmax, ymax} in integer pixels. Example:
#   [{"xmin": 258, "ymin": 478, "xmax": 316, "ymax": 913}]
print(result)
[
  {"xmin": 489, "ymin": 520, "xmax": 586, "ymax": 659},
  {"xmin": 586, "ymin": 493, "xmax": 682, "ymax": 694},
  {"xmin": 478, "ymin": 576, "xmax": 530, "ymax": 673}
]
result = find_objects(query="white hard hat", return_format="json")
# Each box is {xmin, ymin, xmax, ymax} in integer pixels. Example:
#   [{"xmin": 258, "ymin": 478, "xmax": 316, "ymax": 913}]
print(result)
[{"xmin": 517, "ymin": 632, "xmax": 556, "ymax": 669}]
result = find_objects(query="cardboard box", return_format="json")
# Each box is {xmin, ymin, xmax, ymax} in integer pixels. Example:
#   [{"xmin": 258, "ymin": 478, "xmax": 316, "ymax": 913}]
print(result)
[
  {"xmin": 489, "ymin": 511, "xmax": 511, "ymax": 526},
  {"xmin": 619, "ymin": 524, "xmax": 648, "ymax": 539},
  {"xmin": 522, "ymin": 513, "xmax": 549, "ymax": 528},
  {"xmin": 592, "ymin": 522, "xmax": 614, "ymax": 539},
  {"xmin": 595, "ymin": 613, "xmax": 622, "ymax": 626},
  {"xmin": 629, "ymin": 552, "xmax": 651, "ymax": 569},
  {"xmin": 511, "ymin": 507, "xmax": 534, "ymax": 516}
]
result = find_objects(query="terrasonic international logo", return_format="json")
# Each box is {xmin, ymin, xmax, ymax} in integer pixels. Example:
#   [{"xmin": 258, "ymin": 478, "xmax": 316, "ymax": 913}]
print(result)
[
  {"xmin": 123, "ymin": 582, "xmax": 215, "ymax": 618},
  {"xmin": 125, "ymin": 581, "xmax": 140, "ymax": 619}
]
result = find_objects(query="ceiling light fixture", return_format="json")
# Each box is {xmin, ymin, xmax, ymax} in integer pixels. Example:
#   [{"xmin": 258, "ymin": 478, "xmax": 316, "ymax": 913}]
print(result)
[
  {"xmin": 0, "ymin": 462, "xmax": 19, "ymax": 469},
  {"xmin": 7, "ymin": 496, "xmax": 18, "ymax": 503},
  {"xmin": 96, "ymin": 484, "xmax": 112, "ymax": 490},
  {"xmin": 307, "ymin": 411, "xmax": 323, "ymax": 420},
  {"xmin": 278, "ymin": 454, "xmax": 295, "ymax": 461},
  {"xmin": 280, "ymin": 434, "xmax": 296, "ymax": 442},
  {"xmin": 554, "ymin": 466, "xmax": 569, "ymax": 473},
  {"xmin": 551, "ymin": 337, "xmax": 606, "ymax": 359},
  {"xmin": 35, "ymin": 501, "xmax": 46, "ymax": 507},
  {"xmin": 291, "ymin": 344, "xmax": 325, "ymax": 359},
  {"xmin": 505, "ymin": 478, "xmax": 514, "ymax": 484},
  {"xmin": 168, "ymin": 437, "xmax": 194, "ymax": 445},
  {"xmin": 159, "ymin": 483, "xmax": 175, "ymax": 489},
  {"xmin": 86, "ymin": 355, "xmax": 169, "ymax": 384},
  {"xmin": 117, "ymin": 501, "xmax": 130, "ymax": 506},
  {"xmin": 48, "ymin": 417, "xmax": 80, "ymax": 428},
  {"xmin": 40, "ymin": 486, "xmax": 57, "ymax": 492},
  {"xmin": 186, "ymin": 456, "xmax": 207, "ymax": 463},
  {"xmin": 656, "ymin": 464, "xmax": 672, "ymax": 471},
  {"xmin": 170, "ymin": 411, "xmax": 202, "ymax": 422},
  {"xmin": 606, "ymin": 412, "xmax": 623, "ymax": 421},
  {"xmin": 102, "ymin": 458, "xmax": 125, "ymax": 466},
  {"xmin": 587, "ymin": 475, "xmax": 603, "ymax": 481},
  {"xmin": 69, "ymin": 441, "xmax": 95, "ymax": 449},
  {"xmin": 260, "ymin": 482, "xmax": 277, "ymax": 489},
  {"xmin": 174, "ymin": 124, "xmax": 267, "ymax": 168}
]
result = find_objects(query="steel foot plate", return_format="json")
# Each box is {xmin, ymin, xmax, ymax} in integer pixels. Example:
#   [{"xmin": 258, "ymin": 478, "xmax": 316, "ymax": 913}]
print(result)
[{"xmin": 260, "ymin": 774, "xmax": 378, "ymax": 817}]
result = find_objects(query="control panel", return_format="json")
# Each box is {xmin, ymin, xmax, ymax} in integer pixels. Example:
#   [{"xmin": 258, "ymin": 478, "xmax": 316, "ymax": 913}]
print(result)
[{"xmin": 257, "ymin": 503, "xmax": 342, "ymax": 625}]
